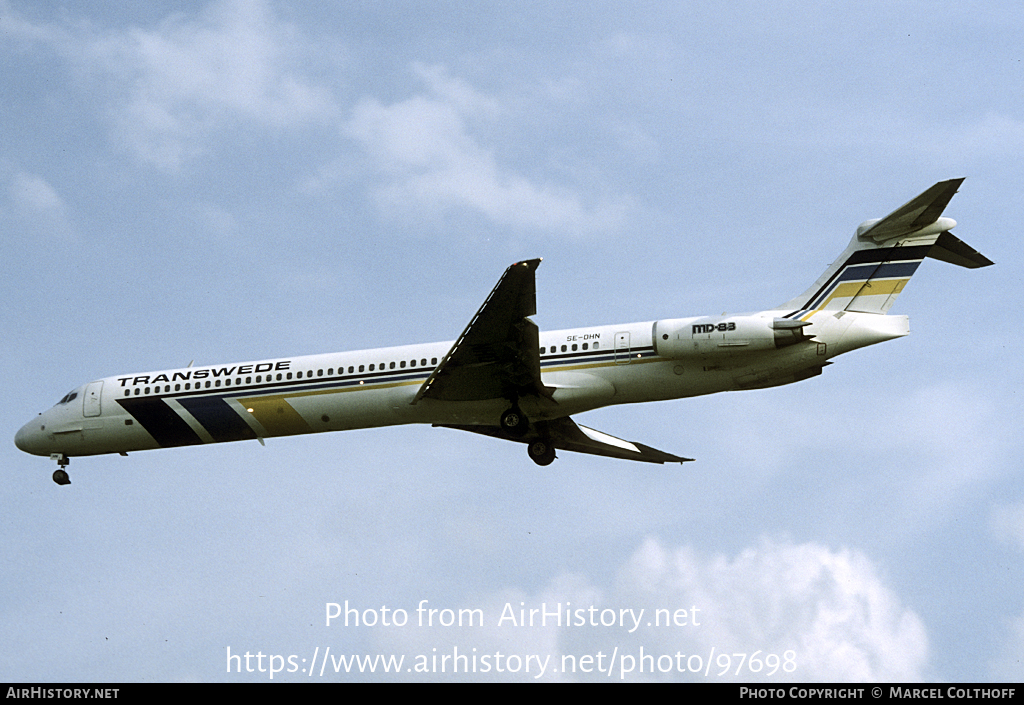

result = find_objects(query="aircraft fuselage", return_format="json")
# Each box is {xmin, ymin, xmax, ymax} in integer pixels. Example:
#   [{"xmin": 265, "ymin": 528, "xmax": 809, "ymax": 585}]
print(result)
[{"xmin": 14, "ymin": 310, "xmax": 904, "ymax": 460}]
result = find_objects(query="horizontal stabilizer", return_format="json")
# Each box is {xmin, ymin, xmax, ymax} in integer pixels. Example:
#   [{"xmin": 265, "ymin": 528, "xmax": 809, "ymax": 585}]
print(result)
[
  {"xmin": 439, "ymin": 416, "xmax": 692, "ymax": 464},
  {"xmin": 858, "ymin": 178, "xmax": 964, "ymax": 243},
  {"xmin": 928, "ymin": 231, "xmax": 994, "ymax": 269}
]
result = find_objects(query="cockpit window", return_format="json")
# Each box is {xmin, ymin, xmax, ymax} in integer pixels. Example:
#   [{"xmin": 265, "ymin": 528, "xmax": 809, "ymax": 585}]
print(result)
[{"xmin": 57, "ymin": 391, "xmax": 78, "ymax": 405}]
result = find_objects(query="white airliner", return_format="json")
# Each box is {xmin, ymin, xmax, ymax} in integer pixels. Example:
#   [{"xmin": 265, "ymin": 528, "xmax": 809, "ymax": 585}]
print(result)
[{"xmin": 16, "ymin": 179, "xmax": 991, "ymax": 485}]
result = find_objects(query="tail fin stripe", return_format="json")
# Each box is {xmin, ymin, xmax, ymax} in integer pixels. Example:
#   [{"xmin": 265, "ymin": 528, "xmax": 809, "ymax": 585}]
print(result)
[
  {"xmin": 840, "ymin": 244, "xmax": 934, "ymax": 267},
  {"xmin": 835, "ymin": 261, "xmax": 922, "ymax": 284},
  {"xmin": 795, "ymin": 245, "xmax": 930, "ymax": 314},
  {"xmin": 792, "ymin": 246, "xmax": 930, "ymax": 318},
  {"xmin": 775, "ymin": 180, "xmax": 990, "ymax": 319}
]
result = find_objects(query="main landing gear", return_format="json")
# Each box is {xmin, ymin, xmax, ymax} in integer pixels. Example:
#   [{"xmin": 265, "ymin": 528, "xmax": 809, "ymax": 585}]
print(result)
[
  {"xmin": 51, "ymin": 454, "xmax": 71, "ymax": 486},
  {"xmin": 500, "ymin": 406, "xmax": 557, "ymax": 466},
  {"xmin": 527, "ymin": 438, "xmax": 556, "ymax": 466},
  {"xmin": 500, "ymin": 406, "xmax": 529, "ymax": 437}
]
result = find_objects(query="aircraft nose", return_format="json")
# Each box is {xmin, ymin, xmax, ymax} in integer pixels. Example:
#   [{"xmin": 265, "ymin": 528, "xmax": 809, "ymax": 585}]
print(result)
[{"xmin": 14, "ymin": 418, "xmax": 46, "ymax": 456}]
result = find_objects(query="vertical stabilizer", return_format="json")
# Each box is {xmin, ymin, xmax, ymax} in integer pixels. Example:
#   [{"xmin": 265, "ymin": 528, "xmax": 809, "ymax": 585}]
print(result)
[{"xmin": 775, "ymin": 179, "xmax": 992, "ymax": 319}]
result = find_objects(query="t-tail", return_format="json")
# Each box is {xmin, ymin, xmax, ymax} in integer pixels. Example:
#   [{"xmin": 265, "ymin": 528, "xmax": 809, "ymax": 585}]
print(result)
[{"xmin": 776, "ymin": 178, "xmax": 993, "ymax": 320}]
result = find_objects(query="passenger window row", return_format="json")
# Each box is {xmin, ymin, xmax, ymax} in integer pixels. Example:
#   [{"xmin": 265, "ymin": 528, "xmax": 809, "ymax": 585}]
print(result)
[
  {"xmin": 123, "ymin": 357, "xmax": 440, "ymax": 397},
  {"xmin": 540, "ymin": 342, "xmax": 599, "ymax": 355}
]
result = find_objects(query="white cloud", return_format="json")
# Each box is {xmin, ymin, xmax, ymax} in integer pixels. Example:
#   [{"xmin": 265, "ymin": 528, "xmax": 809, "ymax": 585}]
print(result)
[
  {"xmin": 882, "ymin": 382, "xmax": 1010, "ymax": 528},
  {"xmin": 988, "ymin": 500, "xmax": 1024, "ymax": 678},
  {"xmin": 367, "ymin": 536, "xmax": 928, "ymax": 681},
  {"xmin": 411, "ymin": 63, "xmax": 502, "ymax": 121},
  {"xmin": 6, "ymin": 0, "xmax": 338, "ymax": 170},
  {"xmin": 10, "ymin": 172, "xmax": 64, "ymax": 213},
  {"xmin": 617, "ymin": 537, "xmax": 929, "ymax": 682},
  {"xmin": 990, "ymin": 502, "xmax": 1024, "ymax": 552},
  {"xmin": 707, "ymin": 379, "xmax": 1013, "ymax": 538},
  {"xmin": 346, "ymin": 63, "xmax": 631, "ymax": 236},
  {"xmin": 7, "ymin": 172, "xmax": 74, "ymax": 238},
  {"xmin": 989, "ymin": 612, "xmax": 1024, "ymax": 681},
  {"xmin": 110, "ymin": 0, "xmax": 337, "ymax": 169}
]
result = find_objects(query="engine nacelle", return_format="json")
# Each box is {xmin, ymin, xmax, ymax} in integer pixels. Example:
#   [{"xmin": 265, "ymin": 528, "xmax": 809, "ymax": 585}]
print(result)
[{"xmin": 653, "ymin": 315, "xmax": 812, "ymax": 359}]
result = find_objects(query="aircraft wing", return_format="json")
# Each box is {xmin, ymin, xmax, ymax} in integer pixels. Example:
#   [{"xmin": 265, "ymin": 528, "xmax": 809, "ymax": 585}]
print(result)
[
  {"xmin": 413, "ymin": 259, "xmax": 553, "ymax": 404},
  {"xmin": 858, "ymin": 178, "xmax": 964, "ymax": 243},
  {"xmin": 440, "ymin": 416, "xmax": 693, "ymax": 464}
]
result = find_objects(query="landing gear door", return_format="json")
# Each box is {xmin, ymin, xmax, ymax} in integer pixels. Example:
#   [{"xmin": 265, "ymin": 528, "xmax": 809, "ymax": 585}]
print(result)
[
  {"xmin": 614, "ymin": 331, "xmax": 631, "ymax": 364},
  {"xmin": 84, "ymin": 381, "xmax": 103, "ymax": 417}
]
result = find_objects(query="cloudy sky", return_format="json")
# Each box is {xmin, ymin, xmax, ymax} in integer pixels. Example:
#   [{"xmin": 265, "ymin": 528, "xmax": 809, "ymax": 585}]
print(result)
[{"xmin": 2, "ymin": 0, "xmax": 1022, "ymax": 682}]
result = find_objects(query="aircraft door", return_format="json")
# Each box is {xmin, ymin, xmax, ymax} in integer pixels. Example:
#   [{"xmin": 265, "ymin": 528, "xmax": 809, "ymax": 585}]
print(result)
[
  {"xmin": 83, "ymin": 381, "xmax": 103, "ymax": 417},
  {"xmin": 614, "ymin": 331, "xmax": 631, "ymax": 364}
]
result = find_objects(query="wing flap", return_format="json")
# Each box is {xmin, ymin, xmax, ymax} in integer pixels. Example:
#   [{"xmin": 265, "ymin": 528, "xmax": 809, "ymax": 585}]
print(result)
[
  {"xmin": 439, "ymin": 416, "xmax": 692, "ymax": 464},
  {"xmin": 561, "ymin": 419, "xmax": 692, "ymax": 463}
]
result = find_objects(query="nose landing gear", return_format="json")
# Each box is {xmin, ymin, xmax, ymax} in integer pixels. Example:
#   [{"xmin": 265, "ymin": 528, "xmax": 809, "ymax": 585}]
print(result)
[{"xmin": 50, "ymin": 454, "xmax": 70, "ymax": 485}]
